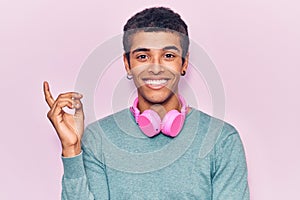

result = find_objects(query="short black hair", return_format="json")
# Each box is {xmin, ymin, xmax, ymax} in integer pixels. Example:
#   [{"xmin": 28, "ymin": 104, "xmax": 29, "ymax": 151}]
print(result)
[{"xmin": 123, "ymin": 7, "xmax": 190, "ymax": 65}]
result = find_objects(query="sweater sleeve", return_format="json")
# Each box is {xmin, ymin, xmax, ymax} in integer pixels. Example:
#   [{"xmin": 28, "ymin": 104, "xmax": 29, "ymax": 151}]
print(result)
[
  {"xmin": 211, "ymin": 129, "xmax": 250, "ymax": 200},
  {"xmin": 61, "ymin": 127, "xmax": 109, "ymax": 200}
]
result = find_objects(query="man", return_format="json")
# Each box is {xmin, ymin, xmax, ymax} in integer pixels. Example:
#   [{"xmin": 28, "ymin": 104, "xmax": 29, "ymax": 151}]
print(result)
[{"xmin": 44, "ymin": 7, "xmax": 249, "ymax": 199}]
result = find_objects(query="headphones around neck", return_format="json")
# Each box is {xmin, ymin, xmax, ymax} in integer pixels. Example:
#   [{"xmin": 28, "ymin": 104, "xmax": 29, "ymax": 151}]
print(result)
[{"xmin": 130, "ymin": 95, "xmax": 188, "ymax": 137}]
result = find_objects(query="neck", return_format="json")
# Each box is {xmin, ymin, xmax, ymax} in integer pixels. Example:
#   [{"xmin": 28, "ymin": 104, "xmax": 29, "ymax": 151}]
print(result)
[{"xmin": 137, "ymin": 93, "xmax": 182, "ymax": 119}]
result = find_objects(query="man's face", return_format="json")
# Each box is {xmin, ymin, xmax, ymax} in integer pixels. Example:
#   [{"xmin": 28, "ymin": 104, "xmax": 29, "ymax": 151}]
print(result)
[{"xmin": 124, "ymin": 31, "xmax": 188, "ymax": 104}]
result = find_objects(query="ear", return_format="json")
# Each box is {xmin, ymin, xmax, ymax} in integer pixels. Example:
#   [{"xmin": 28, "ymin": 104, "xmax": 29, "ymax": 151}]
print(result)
[
  {"xmin": 181, "ymin": 52, "xmax": 189, "ymax": 74},
  {"xmin": 123, "ymin": 53, "xmax": 131, "ymax": 74}
]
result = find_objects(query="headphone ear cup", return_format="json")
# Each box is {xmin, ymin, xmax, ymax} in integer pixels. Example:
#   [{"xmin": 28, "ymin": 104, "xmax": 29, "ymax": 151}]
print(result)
[
  {"xmin": 161, "ymin": 110, "xmax": 185, "ymax": 137},
  {"xmin": 138, "ymin": 110, "xmax": 161, "ymax": 137}
]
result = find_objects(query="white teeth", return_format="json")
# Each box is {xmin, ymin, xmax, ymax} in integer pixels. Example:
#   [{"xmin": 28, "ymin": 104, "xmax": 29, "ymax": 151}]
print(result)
[{"xmin": 144, "ymin": 79, "xmax": 167, "ymax": 85}]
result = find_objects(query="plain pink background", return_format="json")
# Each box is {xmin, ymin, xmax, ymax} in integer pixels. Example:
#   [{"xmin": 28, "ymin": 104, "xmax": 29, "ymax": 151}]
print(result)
[{"xmin": 1, "ymin": 0, "xmax": 299, "ymax": 199}]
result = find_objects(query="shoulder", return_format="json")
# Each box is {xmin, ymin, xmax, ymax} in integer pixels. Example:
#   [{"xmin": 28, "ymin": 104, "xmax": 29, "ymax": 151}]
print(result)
[
  {"xmin": 81, "ymin": 108, "xmax": 131, "ymax": 146},
  {"xmin": 189, "ymin": 108, "xmax": 238, "ymax": 136},
  {"xmin": 86, "ymin": 108, "xmax": 130, "ymax": 132},
  {"xmin": 189, "ymin": 108, "xmax": 242, "ymax": 158}
]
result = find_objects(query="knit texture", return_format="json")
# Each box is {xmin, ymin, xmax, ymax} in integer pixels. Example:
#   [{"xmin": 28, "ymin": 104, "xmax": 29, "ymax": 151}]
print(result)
[{"xmin": 62, "ymin": 108, "xmax": 249, "ymax": 199}]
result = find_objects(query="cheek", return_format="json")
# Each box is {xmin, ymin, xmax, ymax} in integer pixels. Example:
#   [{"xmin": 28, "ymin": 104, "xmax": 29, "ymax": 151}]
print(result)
[
  {"xmin": 172, "ymin": 75, "xmax": 181, "ymax": 86},
  {"xmin": 132, "ymin": 73, "xmax": 146, "ymax": 88},
  {"xmin": 163, "ymin": 59, "xmax": 183, "ymax": 72},
  {"xmin": 130, "ymin": 62, "xmax": 149, "ymax": 72},
  {"xmin": 130, "ymin": 66, "xmax": 144, "ymax": 78},
  {"xmin": 132, "ymin": 75, "xmax": 141, "ymax": 85},
  {"xmin": 164, "ymin": 65, "xmax": 182, "ymax": 76}
]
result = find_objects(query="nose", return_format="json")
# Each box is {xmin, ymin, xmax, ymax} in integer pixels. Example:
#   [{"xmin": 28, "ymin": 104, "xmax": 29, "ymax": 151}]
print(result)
[{"xmin": 148, "ymin": 57, "xmax": 164, "ymax": 75}]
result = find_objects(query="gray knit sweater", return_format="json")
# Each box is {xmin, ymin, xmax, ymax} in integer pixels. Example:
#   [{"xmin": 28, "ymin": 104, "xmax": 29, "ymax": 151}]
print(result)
[{"xmin": 61, "ymin": 108, "xmax": 249, "ymax": 199}]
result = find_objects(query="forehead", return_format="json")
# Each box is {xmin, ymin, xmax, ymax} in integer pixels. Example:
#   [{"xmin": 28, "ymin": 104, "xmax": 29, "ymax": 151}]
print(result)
[{"xmin": 129, "ymin": 31, "xmax": 182, "ymax": 51}]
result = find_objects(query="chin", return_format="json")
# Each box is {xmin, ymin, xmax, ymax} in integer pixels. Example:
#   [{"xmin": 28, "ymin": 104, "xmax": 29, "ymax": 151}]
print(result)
[{"xmin": 141, "ymin": 90, "xmax": 175, "ymax": 104}]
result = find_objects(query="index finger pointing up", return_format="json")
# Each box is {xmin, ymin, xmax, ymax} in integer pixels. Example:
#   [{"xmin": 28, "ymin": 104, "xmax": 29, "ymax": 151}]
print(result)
[{"xmin": 43, "ymin": 81, "xmax": 55, "ymax": 107}]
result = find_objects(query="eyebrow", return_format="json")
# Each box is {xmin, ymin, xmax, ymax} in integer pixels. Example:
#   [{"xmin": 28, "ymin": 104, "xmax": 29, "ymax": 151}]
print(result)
[
  {"xmin": 131, "ymin": 48, "xmax": 150, "ymax": 54},
  {"xmin": 131, "ymin": 46, "xmax": 180, "ymax": 54},
  {"xmin": 162, "ymin": 46, "xmax": 180, "ymax": 52}
]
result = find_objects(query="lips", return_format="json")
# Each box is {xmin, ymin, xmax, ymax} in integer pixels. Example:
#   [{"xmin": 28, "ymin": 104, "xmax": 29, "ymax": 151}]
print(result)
[
  {"xmin": 144, "ymin": 79, "xmax": 167, "ymax": 85},
  {"xmin": 142, "ymin": 78, "xmax": 169, "ymax": 90}
]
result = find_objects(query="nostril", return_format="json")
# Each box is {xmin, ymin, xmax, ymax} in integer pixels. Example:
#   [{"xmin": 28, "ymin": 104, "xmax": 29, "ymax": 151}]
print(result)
[{"xmin": 148, "ymin": 64, "xmax": 165, "ymax": 75}]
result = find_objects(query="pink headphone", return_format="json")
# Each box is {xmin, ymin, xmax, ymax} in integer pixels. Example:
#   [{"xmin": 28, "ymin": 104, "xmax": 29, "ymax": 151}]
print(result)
[{"xmin": 130, "ymin": 95, "xmax": 188, "ymax": 137}]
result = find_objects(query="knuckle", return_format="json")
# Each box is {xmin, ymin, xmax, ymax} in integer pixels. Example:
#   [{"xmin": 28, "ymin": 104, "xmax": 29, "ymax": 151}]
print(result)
[
  {"xmin": 47, "ymin": 111, "xmax": 52, "ymax": 119},
  {"xmin": 75, "ymin": 99, "xmax": 80, "ymax": 105}
]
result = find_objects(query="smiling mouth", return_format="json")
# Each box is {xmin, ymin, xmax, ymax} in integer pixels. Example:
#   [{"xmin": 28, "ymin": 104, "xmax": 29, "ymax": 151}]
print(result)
[
  {"xmin": 144, "ymin": 79, "xmax": 168, "ymax": 85},
  {"xmin": 142, "ymin": 79, "xmax": 169, "ymax": 89}
]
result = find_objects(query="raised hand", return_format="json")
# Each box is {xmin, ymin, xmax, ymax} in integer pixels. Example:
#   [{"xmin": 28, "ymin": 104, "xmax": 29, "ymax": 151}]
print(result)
[{"xmin": 43, "ymin": 81, "xmax": 84, "ymax": 157}]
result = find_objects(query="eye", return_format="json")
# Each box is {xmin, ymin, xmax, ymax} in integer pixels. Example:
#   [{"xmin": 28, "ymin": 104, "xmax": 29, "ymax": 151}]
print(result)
[
  {"xmin": 136, "ymin": 54, "xmax": 148, "ymax": 60},
  {"xmin": 164, "ymin": 53, "xmax": 176, "ymax": 59}
]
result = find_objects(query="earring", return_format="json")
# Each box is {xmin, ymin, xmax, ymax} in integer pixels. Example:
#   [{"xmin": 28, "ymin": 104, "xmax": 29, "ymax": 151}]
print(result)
[
  {"xmin": 181, "ymin": 71, "xmax": 186, "ymax": 76},
  {"xmin": 127, "ymin": 74, "xmax": 133, "ymax": 80}
]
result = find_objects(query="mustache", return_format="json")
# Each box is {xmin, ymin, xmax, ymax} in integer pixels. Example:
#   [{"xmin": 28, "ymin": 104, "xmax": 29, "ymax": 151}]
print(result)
[{"xmin": 129, "ymin": 64, "xmax": 181, "ymax": 75}]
